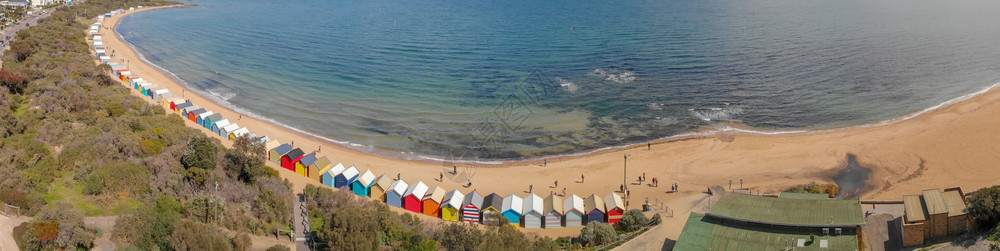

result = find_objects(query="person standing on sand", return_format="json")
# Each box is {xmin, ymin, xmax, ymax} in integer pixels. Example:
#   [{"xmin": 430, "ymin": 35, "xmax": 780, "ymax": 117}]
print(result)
[
  {"xmin": 453, "ymin": 166, "xmax": 457, "ymax": 175},
  {"xmin": 581, "ymin": 174, "xmax": 585, "ymax": 183},
  {"xmin": 554, "ymin": 180, "xmax": 558, "ymax": 188},
  {"xmin": 642, "ymin": 172, "xmax": 646, "ymax": 182},
  {"xmin": 440, "ymin": 172, "xmax": 443, "ymax": 181},
  {"xmin": 529, "ymin": 184, "xmax": 533, "ymax": 194},
  {"xmin": 648, "ymin": 142, "xmax": 650, "ymax": 150}
]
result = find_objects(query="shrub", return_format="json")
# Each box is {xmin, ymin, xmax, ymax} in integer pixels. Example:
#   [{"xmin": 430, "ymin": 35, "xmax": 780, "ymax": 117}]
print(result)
[
  {"xmin": 181, "ymin": 136, "xmax": 218, "ymax": 170},
  {"xmin": 266, "ymin": 244, "xmax": 291, "ymax": 251},
  {"xmin": 969, "ymin": 186, "xmax": 1000, "ymax": 230},
  {"xmin": 169, "ymin": 220, "xmax": 231, "ymax": 251},
  {"xmin": 0, "ymin": 69, "xmax": 26, "ymax": 94},
  {"xmin": 138, "ymin": 139, "xmax": 165, "ymax": 156},
  {"xmin": 650, "ymin": 213, "xmax": 662, "ymax": 225},
  {"xmin": 617, "ymin": 209, "xmax": 649, "ymax": 232},
  {"xmin": 112, "ymin": 195, "xmax": 183, "ymax": 250},
  {"xmin": 18, "ymin": 202, "xmax": 95, "ymax": 250},
  {"xmin": 576, "ymin": 221, "xmax": 616, "ymax": 246},
  {"xmin": 81, "ymin": 163, "xmax": 151, "ymax": 197},
  {"xmin": 232, "ymin": 233, "xmax": 252, "ymax": 251}
]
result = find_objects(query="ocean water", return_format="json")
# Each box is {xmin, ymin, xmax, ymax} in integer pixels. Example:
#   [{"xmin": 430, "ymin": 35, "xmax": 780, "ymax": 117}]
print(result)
[{"xmin": 118, "ymin": 0, "xmax": 1000, "ymax": 160}]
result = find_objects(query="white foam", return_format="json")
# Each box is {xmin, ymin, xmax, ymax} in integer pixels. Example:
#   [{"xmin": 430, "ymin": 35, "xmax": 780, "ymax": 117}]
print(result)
[
  {"xmin": 591, "ymin": 68, "xmax": 636, "ymax": 84},
  {"xmin": 556, "ymin": 77, "xmax": 579, "ymax": 93}
]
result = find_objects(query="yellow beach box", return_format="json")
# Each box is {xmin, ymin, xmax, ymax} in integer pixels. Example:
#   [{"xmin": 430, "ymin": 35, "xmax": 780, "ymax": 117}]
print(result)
[
  {"xmin": 440, "ymin": 189, "xmax": 465, "ymax": 222},
  {"xmin": 308, "ymin": 156, "xmax": 332, "ymax": 181},
  {"xmin": 295, "ymin": 153, "xmax": 318, "ymax": 177}
]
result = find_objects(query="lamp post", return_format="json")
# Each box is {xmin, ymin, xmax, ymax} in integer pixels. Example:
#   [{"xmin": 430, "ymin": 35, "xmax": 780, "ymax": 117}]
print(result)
[{"xmin": 623, "ymin": 153, "xmax": 630, "ymax": 198}]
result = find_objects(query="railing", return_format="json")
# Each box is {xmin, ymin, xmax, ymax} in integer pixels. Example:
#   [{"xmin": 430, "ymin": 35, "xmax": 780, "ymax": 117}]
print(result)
[
  {"xmin": 652, "ymin": 199, "xmax": 674, "ymax": 217},
  {"xmin": 0, "ymin": 203, "xmax": 20, "ymax": 217}
]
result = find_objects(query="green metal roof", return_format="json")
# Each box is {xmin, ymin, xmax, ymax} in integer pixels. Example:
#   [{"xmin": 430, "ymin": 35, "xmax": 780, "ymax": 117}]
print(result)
[
  {"xmin": 675, "ymin": 213, "xmax": 860, "ymax": 251},
  {"xmin": 778, "ymin": 192, "xmax": 831, "ymax": 200},
  {"xmin": 708, "ymin": 193, "xmax": 865, "ymax": 227}
]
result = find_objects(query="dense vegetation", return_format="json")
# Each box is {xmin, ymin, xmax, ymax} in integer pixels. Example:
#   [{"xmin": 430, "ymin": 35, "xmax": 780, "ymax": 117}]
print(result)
[
  {"xmin": 0, "ymin": 0, "xmax": 294, "ymax": 249},
  {"xmin": 0, "ymin": 0, "xmax": 663, "ymax": 249},
  {"xmin": 969, "ymin": 186, "xmax": 1000, "ymax": 250}
]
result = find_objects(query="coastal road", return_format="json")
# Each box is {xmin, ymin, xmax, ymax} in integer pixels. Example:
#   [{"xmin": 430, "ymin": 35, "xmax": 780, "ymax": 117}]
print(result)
[{"xmin": 0, "ymin": 10, "xmax": 53, "ymax": 50}]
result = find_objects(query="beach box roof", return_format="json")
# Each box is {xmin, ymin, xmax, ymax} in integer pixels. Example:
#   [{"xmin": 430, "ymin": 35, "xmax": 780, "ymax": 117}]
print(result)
[
  {"xmin": 564, "ymin": 194, "xmax": 585, "ymax": 215},
  {"xmin": 334, "ymin": 165, "xmax": 360, "ymax": 188},
  {"xmin": 482, "ymin": 193, "xmax": 503, "ymax": 212},
  {"xmin": 355, "ymin": 169, "xmax": 376, "ymax": 187},
  {"xmin": 404, "ymin": 181, "xmax": 429, "ymax": 199},
  {"xmin": 442, "ymin": 189, "xmax": 465, "ymax": 209},
  {"xmin": 309, "ymin": 156, "xmax": 333, "ymax": 180},
  {"xmin": 340, "ymin": 165, "xmax": 360, "ymax": 179},
  {"xmin": 463, "ymin": 190, "xmax": 484, "ymax": 209},
  {"xmin": 205, "ymin": 113, "xmax": 223, "ymax": 123},
  {"xmin": 502, "ymin": 194, "xmax": 524, "ymax": 215},
  {"xmin": 213, "ymin": 119, "xmax": 231, "ymax": 131},
  {"xmin": 221, "ymin": 123, "xmax": 240, "ymax": 134},
  {"xmin": 372, "ymin": 173, "xmax": 392, "ymax": 191},
  {"xmin": 175, "ymin": 102, "xmax": 193, "ymax": 110},
  {"xmin": 423, "ymin": 186, "xmax": 447, "ymax": 204},
  {"xmin": 230, "ymin": 128, "xmax": 250, "ymax": 138},
  {"xmin": 524, "ymin": 194, "xmax": 544, "ymax": 216},
  {"xmin": 197, "ymin": 111, "xmax": 214, "ymax": 120},
  {"xmin": 584, "ymin": 194, "xmax": 606, "ymax": 213},
  {"xmin": 604, "ymin": 193, "xmax": 625, "ymax": 211},
  {"xmin": 388, "ymin": 179, "xmax": 409, "ymax": 196},
  {"xmin": 188, "ymin": 108, "xmax": 207, "ymax": 118},
  {"xmin": 298, "ymin": 153, "xmax": 318, "ymax": 167},
  {"xmin": 327, "ymin": 163, "xmax": 346, "ymax": 177},
  {"xmin": 544, "ymin": 194, "xmax": 564, "ymax": 215},
  {"xmin": 270, "ymin": 143, "xmax": 292, "ymax": 155},
  {"xmin": 285, "ymin": 148, "xmax": 305, "ymax": 161}
]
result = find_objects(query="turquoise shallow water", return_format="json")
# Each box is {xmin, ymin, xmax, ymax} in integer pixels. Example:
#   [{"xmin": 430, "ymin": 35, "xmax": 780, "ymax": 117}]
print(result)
[{"xmin": 118, "ymin": 0, "xmax": 1000, "ymax": 160}]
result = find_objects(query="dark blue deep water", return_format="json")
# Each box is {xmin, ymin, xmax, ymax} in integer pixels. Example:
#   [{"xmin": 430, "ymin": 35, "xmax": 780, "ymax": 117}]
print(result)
[{"xmin": 118, "ymin": 0, "xmax": 1000, "ymax": 160}]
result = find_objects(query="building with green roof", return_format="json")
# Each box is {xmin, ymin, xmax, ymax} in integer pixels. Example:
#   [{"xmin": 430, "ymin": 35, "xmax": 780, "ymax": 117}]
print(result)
[{"xmin": 675, "ymin": 192, "xmax": 865, "ymax": 251}]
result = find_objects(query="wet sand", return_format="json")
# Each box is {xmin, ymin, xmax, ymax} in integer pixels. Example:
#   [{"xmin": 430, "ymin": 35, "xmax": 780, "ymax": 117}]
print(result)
[{"xmin": 101, "ymin": 5, "xmax": 1000, "ymax": 239}]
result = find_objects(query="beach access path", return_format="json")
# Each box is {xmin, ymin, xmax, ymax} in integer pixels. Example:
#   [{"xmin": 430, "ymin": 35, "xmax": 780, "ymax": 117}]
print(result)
[{"xmin": 101, "ymin": 3, "xmax": 1000, "ymax": 243}]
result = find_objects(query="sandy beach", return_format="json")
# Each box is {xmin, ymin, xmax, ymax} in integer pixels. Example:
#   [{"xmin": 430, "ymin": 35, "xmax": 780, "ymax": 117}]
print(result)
[{"xmin": 102, "ymin": 5, "xmax": 1000, "ymax": 239}]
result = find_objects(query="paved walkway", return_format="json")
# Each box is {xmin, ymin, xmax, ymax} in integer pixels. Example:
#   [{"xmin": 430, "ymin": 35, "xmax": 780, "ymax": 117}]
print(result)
[
  {"xmin": 0, "ymin": 214, "xmax": 29, "ymax": 251},
  {"xmin": 293, "ymin": 193, "xmax": 310, "ymax": 250}
]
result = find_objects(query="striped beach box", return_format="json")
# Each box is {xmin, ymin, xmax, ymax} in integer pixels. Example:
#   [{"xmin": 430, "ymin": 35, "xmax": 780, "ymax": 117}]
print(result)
[{"xmin": 462, "ymin": 191, "xmax": 484, "ymax": 223}]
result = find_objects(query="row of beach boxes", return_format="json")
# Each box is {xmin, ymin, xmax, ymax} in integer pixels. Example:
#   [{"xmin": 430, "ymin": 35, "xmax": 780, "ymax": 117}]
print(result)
[
  {"xmin": 267, "ymin": 143, "xmax": 627, "ymax": 228},
  {"xmin": 110, "ymin": 65, "xmax": 271, "ymax": 144},
  {"xmin": 89, "ymin": 22, "xmax": 100, "ymax": 36},
  {"xmin": 97, "ymin": 42, "xmax": 626, "ymax": 228}
]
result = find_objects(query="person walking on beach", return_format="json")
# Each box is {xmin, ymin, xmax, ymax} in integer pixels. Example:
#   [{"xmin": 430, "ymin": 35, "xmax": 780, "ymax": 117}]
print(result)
[
  {"xmin": 453, "ymin": 166, "xmax": 457, "ymax": 175},
  {"xmin": 467, "ymin": 179, "xmax": 472, "ymax": 187},
  {"xmin": 648, "ymin": 142, "xmax": 651, "ymax": 150},
  {"xmin": 239, "ymin": 114, "xmax": 242, "ymax": 121},
  {"xmin": 529, "ymin": 184, "xmax": 533, "ymax": 194},
  {"xmin": 440, "ymin": 172, "xmax": 444, "ymax": 182},
  {"xmin": 397, "ymin": 173, "xmax": 401, "ymax": 181},
  {"xmin": 554, "ymin": 180, "xmax": 558, "ymax": 188},
  {"xmin": 581, "ymin": 174, "xmax": 585, "ymax": 183},
  {"xmin": 642, "ymin": 172, "xmax": 646, "ymax": 182}
]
